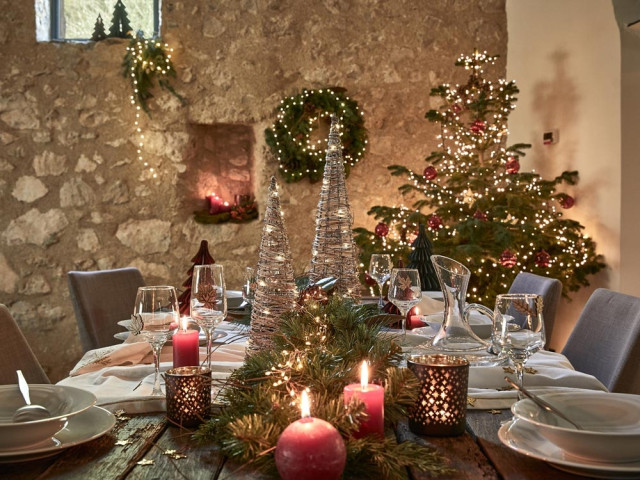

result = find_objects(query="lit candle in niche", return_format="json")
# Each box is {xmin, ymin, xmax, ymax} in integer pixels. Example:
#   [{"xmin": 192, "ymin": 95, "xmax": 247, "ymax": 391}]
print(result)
[
  {"xmin": 206, "ymin": 192, "xmax": 221, "ymax": 214},
  {"xmin": 275, "ymin": 391, "xmax": 346, "ymax": 480},
  {"xmin": 343, "ymin": 361, "xmax": 385, "ymax": 439}
]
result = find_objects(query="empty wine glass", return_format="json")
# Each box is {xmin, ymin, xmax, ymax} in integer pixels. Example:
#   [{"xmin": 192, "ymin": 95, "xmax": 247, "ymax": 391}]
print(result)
[
  {"xmin": 242, "ymin": 266, "xmax": 257, "ymax": 306},
  {"xmin": 388, "ymin": 268, "xmax": 422, "ymax": 335},
  {"xmin": 132, "ymin": 286, "xmax": 179, "ymax": 396},
  {"xmin": 191, "ymin": 264, "xmax": 227, "ymax": 369},
  {"xmin": 369, "ymin": 254, "xmax": 393, "ymax": 310},
  {"xmin": 491, "ymin": 293, "xmax": 546, "ymax": 395}
]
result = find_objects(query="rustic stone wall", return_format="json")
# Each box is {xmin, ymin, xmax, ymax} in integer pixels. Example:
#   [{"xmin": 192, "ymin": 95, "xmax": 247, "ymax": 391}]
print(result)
[{"xmin": 0, "ymin": 0, "xmax": 507, "ymax": 381}]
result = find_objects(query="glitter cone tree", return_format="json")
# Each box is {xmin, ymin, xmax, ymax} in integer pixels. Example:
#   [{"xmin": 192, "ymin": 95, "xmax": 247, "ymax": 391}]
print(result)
[
  {"xmin": 355, "ymin": 50, "xmax": 605, "ymax": 306},
  {"xmin": 249, "ymin": 176, "xmax": 298, "ymax": 353},
  {"xmin": 308, "ymin": 115, "xmax": 360, "ymax": 299}
]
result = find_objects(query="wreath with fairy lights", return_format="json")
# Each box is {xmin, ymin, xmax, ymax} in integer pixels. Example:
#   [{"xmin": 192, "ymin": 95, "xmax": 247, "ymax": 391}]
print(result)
[{"xmin": 265, "ymin": 88, "xmax": 368, "ymax": 183}]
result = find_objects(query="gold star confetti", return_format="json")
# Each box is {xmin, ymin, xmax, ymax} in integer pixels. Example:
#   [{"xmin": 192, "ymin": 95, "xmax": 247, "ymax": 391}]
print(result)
[
  {"xmin": 115, "ymin": 439, "xmax": 133, "ymax": 446},
  {"xmin": 114, "ymin": 410, "xmax": 130, "ymax": 421},
  {"xmin": 502, "ymin": 366, "xmax": 515, "ymax": 374},
  {"xmin": 137, "ymin": 459, "xmax": 154, "ymax": 466},
  {"xmin": 489, "ymin": 409, "xmax": 502, "ymax": 415},
  {"xmin": 525, "ymin": 367, "xmax": 538, "ymax": 375},
  {"xmin": 467, "ymin": 397, "xmax": 477, "ymax": 407}
]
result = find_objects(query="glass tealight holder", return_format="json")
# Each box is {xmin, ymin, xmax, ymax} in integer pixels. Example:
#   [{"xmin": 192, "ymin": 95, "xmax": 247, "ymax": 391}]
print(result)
[
  {"xmin": 165, "ymin": 366, "xmax": 212, "ymax": 428},
  {"xmin": 407, "ymin": 354, "xmax": 469, "ymax": 437}
]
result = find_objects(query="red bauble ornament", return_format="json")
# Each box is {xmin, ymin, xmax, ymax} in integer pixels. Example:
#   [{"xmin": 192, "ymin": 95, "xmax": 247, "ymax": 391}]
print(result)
[
  {"xmin": 374, "ymin": 222, "xmax": 389, "ymax": 237},
  {"xmin": 364, "ymin": 271, "xmax": 377, "ymax": 287},
  {"xmin": 427, "ymin": 214, "xmax": 443, "ymax": 230},
  {"xmin": 423, "ymin": 166, "xmax": 438, "ymax": 180},
  {"xmin": 560, "ymin": 195, "xmax": 575, "ymax": 209},
  {"xmin": 275, "ymin": 416, "xmax": 347, "ymax": 480},
  {"xmin": 505, "ymin": 157, "xmax": 520, "ymax": 174},
  {"xmin": 473, "ymin": 209, "xmax": 488, "ymax": 221},
  {"xmin": 470, "ymin": 119, "xmax": 486, "ymax": 134},
  {"xmin": 535, "ymin": 250, "xmax": 551, "ymax": 268},
  {"xmin": 452, "ymin": 104, "xmax": 462, "ymax": 114},
  {"xmin": 499, "ymin": 249, "xmax": 517, "ymax": 268}
]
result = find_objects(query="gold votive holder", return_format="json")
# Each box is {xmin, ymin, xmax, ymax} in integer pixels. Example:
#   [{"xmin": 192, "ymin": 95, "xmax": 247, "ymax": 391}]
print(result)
[
  {"xmin": 407, "ymin": 354, "xmax": 469, "ymax": 437},
  {"xmin": 165, "ymin": 366, "xmax": 212, "ymax": 428}
]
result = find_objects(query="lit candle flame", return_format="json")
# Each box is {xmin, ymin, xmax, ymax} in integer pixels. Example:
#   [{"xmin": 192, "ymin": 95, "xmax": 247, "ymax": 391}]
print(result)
[
  {"xmin": 180, "ymin": 316, "xmax": 189, "ymax": 332},
  {"xmin": 301, "ymin": 390, "xmax": 311, "ymax": 418},
  {"xmin": 360, "ymin": 361, "xmax": 368, "ymax": 391}
]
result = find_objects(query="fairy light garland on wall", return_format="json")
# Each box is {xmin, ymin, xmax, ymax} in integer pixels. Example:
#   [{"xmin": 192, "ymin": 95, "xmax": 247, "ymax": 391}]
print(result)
[
  {"xmin": 123, "ymin": 32, "xmax": 183, "ymax": 179},
  {"xmin": 265, "ymin": 88, "xmax": 368, "ymax": 183}
]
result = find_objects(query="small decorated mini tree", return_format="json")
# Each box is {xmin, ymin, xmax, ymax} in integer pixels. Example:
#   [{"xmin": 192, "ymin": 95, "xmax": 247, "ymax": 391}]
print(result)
[
  {"xmin": 108, "ymin": 0, "xmax": 133, "ymax": 38},
  {"xmin": 91, "ymin": 14, "xmax": 107, "ymax": 42},
  {"xmin": 407, "ymin": 224, "xmax": 440, "ymax": 291}
]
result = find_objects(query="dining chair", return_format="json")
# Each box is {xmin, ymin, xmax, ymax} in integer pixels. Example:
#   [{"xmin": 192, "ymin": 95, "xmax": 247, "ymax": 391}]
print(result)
[
  {"xmin": 68, "ymin": 267, "xmax": 145, "ymax": 352},
  {"xmin": 508, "ymin": 272, "xmax": 562, "ymax": 346},
  {"xmin": 0, "ymin": 304, "xmax": 50, "ymax": 384},
  {"xmin": 562, "ymin": 288, "xmax": 640, "ymax": 394}
]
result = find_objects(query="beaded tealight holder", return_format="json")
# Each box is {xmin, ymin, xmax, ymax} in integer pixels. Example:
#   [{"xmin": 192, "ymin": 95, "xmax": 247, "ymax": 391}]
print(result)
[
  {"xmin": 165, "ymin": 366, "xmax": 212, "ymax": 427},
  {"xmin": 407, "ymin": 354, "xmax": 469, "ymax": 436}
]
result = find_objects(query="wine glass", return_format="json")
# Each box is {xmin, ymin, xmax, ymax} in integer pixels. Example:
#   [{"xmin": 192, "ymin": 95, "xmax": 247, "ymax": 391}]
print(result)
[
  {"xmin": 491, "ymin": 293, "xmax": 546, "ymax": 395},
  {"xmin": 191, "ymin": 264, "xmax": 227, "ymax": 369},
  {"xmin": 132, "ymin": 286, "xmax": 179, "ymax": 396},
  {"xmin": 388, "ymin": 268, "xmax": 422, "ymax": 335},
  {"xmin": 242, "ymin": 266, "xmax": 257, "ymax": 306},
  {"xmin": 369, "ymin": 254, "xmax": 393, "ymax": 310}
]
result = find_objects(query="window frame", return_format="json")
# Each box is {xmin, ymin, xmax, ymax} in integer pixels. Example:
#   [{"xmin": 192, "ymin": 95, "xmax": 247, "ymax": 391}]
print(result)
[{"xmin": 49, "ymin": 0, "xmax": 160, "ymax": 41}]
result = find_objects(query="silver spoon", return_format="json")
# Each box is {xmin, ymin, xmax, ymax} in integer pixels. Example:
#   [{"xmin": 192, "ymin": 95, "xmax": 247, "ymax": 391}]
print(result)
[
  {"xmin": 12, "ymin": 370, "xmax": 51, "ymax": 423},
  {"xmin": 504, "ymin": 376, "xmax": 583, "ymax": 430}
]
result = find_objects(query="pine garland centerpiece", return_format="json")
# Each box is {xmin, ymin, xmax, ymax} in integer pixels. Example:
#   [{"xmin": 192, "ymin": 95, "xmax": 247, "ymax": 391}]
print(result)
[
  {"xmin": 195, "ymin": 298, "xmax": 451, "ymax": 479},
  {"xmin": 265, "ymin": 88, "xmax": 368, "ymax": 183}
]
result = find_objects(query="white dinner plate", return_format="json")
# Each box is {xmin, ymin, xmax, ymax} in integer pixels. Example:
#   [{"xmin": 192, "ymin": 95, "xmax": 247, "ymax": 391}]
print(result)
[
  {"xmin": 0, "ymin": 406, "xmax": 116, "ymax": 463},
  {"xmin": 499, "ymin": 419, "xmax": 640, "ymax": 479}
]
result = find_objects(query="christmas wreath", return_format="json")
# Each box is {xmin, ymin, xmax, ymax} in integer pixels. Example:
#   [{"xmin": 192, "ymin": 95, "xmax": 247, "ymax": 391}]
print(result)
[{"xmin": 265, "ymin": 88, "xmax": 368, "ymax": 183}]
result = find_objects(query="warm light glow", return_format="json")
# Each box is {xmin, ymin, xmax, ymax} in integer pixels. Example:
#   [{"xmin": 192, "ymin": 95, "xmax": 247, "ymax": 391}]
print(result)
[
  {"xmin": 300, "ymin": 390, "xmax": 311, "ymax": 418},
  {"xmin": 360, "ymin": 361, "xmax": 369, "ymax": 391},
  {"xmin": 180, "ymin": 316, "xmax": 189, "ymax": 332}
]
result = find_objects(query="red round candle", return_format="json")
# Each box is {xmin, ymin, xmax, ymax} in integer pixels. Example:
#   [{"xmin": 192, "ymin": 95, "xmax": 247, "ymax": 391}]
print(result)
[
  {"xmin": 172, "ymin": 328, "xmax": 199, "ymax": 368},
  {"xmin": 275, "ymin": 392, "xmax": 346, "ymax": 480},
  {"xmin": 343, "ymin": 361, "xmax": 385, "ymax": 438}
]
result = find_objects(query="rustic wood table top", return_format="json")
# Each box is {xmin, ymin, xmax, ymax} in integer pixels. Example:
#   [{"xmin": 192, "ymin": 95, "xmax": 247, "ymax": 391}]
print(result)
[{"xmin": 0, "ymin": 409, "xmax": 587, "ymax": 480}]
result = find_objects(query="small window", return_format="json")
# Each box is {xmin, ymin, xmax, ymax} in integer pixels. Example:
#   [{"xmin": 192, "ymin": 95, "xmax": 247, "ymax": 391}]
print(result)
[{"xmin": 37, "ymin": 0, "xmax": 160, "ymax": 42}]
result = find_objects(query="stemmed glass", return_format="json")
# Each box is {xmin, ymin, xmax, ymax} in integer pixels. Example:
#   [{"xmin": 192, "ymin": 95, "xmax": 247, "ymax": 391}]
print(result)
[
  {"xmin": 190, "ymin": 264, "xmax": 227, "ymax": 370},
  {"xmin": 388, "ymin": 268, "xmax": 422, "ymax": 335},
  {"xmin": 491, "ymin": 293, "xmax": 546, "ymax": 395},
  {"xmin": 369, "ymin": 254, "xmax": 393, "ymax": 310},
  {"xmin": 242, "ymin": 266, "xmax": 257, "ymax": 306},
  {"xmin": 132, "ymin": 286, "xmax": 179, "ymax": 396}
]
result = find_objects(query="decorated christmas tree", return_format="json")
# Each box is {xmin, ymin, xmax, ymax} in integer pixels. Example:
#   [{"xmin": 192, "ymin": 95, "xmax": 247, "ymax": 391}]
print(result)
[
  {"xmin": 177, "ymin": 240, "xmax": 215, "ymax": 316},
  {"xmin": 308, "ymin": 115, "xmax": 361, "ymax": 299},
  {"xmin": 355, "ymin": 50, "xmax": 605, "ymax": 305},
  {"xmin": 249, "ymin": 176, "xmax": 298, "ymax": 353},
  {"xmin": 91, "ymin": 14, "xmax": 107, "ymax": 42},
  {"xmin": 407, "ymin": 224, "xmax": 440, "ymax": 291},
  {"xmin": 108, "ymin": 0, "xmax": 133, "ymax": 38}
]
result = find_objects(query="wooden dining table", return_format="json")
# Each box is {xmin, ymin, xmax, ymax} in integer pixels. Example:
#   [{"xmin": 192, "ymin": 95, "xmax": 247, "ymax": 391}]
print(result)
[{"xmin": 0, "ymin": 408, "xmax": 585, "ymax": 480}]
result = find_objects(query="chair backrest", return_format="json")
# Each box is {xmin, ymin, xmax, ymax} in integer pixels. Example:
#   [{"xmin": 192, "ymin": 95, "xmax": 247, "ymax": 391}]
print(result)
[
  {"xmin": 0, "ymin": 304, "xmax": 50, "ymax": 385},
  {"xmin": 562, "ymin": 288, "xmax": 640, "ymax": 394},
  {"xmin": 68, "ymin": 267, "xmax": 145, "ymax": 352},
  {"xmin": 508, "ymin": 272, "xmax": 562, "ymax": 344}
]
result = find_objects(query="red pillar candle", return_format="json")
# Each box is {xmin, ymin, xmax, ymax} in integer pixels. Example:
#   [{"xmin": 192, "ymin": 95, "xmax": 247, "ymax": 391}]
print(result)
[
  {"xmin": 275, "ymin": 391, "xmax": 346, "ymax": 480},
  {"xmin": 172, "ymin": 317, "xmax": 200, "ymax": 368},
  {"xmin": 343, "ymin": 361, "xmax": 385, "ymax": 439}
]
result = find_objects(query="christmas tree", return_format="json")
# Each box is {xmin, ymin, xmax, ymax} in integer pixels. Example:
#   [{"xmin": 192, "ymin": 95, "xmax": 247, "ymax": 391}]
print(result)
[
  {"xmin": 354, "ymin": 50, "xmax": 605, "ymax": 305},
  {"xmin": 177, "ymin": 240, "xmax": 216, "ymax": 316},
  {"xmin": 91, "ymin": 14, "xmax": 107, "ymax": 42},
  {"xmin": 108, "ymin": 0, "xmax": 133, "ymax": 38},
  {"xmin": 407, "ymin": 224, "xmax": 440, "ymax": 291},
  {"xmin": 308, "ymin": 115, "xmax": 361, "ymax": 299}
]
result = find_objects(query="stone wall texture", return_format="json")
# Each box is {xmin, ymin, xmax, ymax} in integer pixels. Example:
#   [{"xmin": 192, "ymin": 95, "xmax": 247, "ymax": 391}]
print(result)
[{"xmin": 0, "ymin": 0, "xmax": 507, "ymax": 381}]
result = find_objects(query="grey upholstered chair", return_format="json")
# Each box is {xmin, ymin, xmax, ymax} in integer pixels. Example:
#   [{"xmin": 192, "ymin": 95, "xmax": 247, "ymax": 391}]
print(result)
[
  {"xmin": 68, "ymin": 267, "xmax": 145, "ymax": 352},
  {"xmin": 562, "ymin": 288, "xmax": 640, "ymax": 394},
  {"xmin": 508, "ymin": 272, "xmax": 562, "ymax": 346},
  {"xmin": 0, "ymin": 304, "xmax": 50, "ymax": 385}
]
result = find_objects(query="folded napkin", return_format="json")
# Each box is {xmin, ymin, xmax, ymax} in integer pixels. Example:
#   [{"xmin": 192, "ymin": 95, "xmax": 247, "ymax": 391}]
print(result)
[{"xmin": 467, "ymin": 350, "xmax": 608, "ymax": 410}]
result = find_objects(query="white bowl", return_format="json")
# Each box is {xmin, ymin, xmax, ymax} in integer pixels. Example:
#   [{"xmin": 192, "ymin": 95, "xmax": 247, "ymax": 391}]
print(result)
[
  {"xmin": 512, "ymin": 391, "xmax": 640, "ymax": 463},
  {"xmin": 0, "ymin": 385, "xmax": 96, "ymax": 451}
]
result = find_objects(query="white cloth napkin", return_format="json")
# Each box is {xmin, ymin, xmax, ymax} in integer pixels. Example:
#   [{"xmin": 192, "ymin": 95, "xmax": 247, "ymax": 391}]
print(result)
[{"xmin": 467, "ymin": 350, "xmax": 608, "ymax": 410}]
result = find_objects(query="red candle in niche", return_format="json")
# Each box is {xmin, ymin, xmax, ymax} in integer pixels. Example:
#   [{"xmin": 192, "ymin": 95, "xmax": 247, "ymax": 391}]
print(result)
[
  {"xmin": 206, "ymin": 192, "xmax": 222, "ymax": 214},
  {"xmin": 172, "ymin": 317, "xmax": 200, "ymax": 368},
  {"xmin": 275, "ymin": 391, "xmax": 346, "ymax": 480},
  {"xmin": 343, "ymin": 361, "xmax": 385, "ymax": 439}
]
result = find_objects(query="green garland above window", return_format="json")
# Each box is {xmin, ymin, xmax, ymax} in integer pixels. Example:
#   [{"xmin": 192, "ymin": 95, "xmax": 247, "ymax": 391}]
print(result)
[{"xmin": 265, "ymin": 88, "xmax": 368, "ymax": 183}]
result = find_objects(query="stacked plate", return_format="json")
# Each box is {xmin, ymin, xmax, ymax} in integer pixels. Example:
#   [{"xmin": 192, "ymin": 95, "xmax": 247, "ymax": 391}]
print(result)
[
  {"xmin": 500, "ymin": 391, "xmax": 640, "ymax": 477},
  {"xmin": 0, "ymin": 384, "xmax": 115, "ymax": 462}
]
